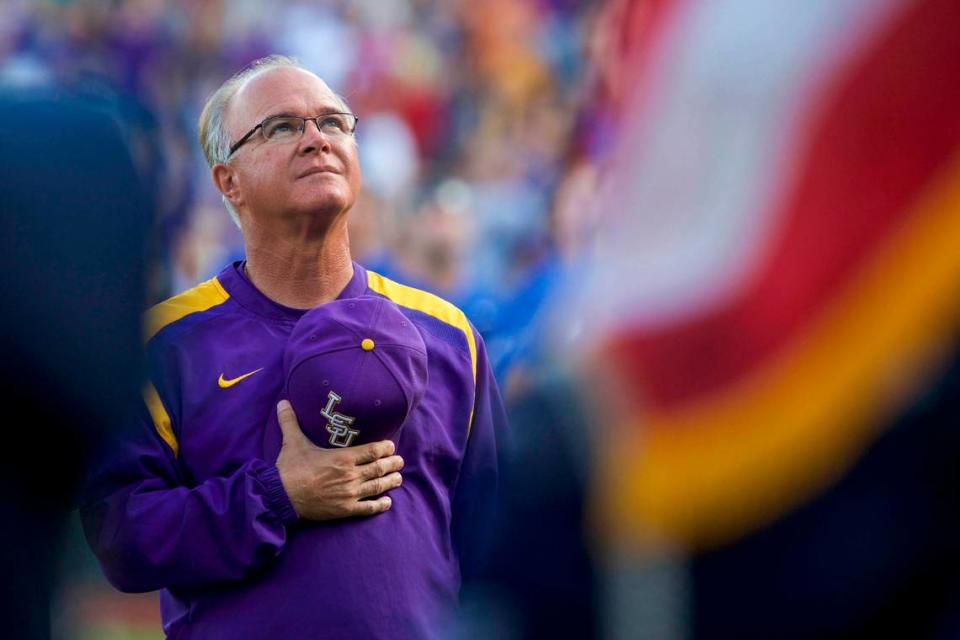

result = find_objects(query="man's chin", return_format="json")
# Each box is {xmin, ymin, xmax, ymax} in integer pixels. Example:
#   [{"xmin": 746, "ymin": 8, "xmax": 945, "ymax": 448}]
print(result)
[{"xmin": 292, "ymin": 195, "xmax": 354, "ymax": 219}]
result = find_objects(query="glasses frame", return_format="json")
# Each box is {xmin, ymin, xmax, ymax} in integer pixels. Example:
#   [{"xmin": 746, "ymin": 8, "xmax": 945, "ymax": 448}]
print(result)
[{"xmin": 227, "ymin": 112, "xmax": 359, "ymax": 158}]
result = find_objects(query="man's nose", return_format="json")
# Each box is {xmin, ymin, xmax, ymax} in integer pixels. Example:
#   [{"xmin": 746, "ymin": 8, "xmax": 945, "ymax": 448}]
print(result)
[{"xmin": 300, "ymin": 119, "xmax": 331, "ymax": 153}]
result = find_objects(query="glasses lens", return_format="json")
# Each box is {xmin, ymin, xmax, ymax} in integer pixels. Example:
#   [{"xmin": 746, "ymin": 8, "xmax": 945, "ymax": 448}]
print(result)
[
  {"xmin": 318, "ymin": 113, "xmax": 356, "ymax": 134},
  {"xmin": 262, "ymin": 116, "xmax": 304, "ymax": 141}
]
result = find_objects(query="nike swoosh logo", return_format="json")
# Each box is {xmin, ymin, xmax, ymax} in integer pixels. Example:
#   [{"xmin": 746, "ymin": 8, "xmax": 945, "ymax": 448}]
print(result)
[{"xmin": 218, "ymin": 368, "xmax": 264, "ymax": 388}]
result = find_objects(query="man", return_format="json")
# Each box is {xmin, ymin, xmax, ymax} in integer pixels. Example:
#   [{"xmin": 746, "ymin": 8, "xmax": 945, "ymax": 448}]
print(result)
[{"xmin": 81, "ymin": 56, "xmax": 506, "ymax": 640}]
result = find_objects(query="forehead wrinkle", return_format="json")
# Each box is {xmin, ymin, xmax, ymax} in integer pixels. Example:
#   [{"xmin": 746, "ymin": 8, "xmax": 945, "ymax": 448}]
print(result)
[{"xmin": 259, "ymin": 103, "xmax": 346, "ymax": 122}]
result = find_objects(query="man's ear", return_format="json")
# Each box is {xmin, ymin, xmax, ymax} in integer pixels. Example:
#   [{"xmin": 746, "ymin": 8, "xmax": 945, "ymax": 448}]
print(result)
[{"xmin": 212, "ymin": 164, "xmax": 243, "ymax": 209}]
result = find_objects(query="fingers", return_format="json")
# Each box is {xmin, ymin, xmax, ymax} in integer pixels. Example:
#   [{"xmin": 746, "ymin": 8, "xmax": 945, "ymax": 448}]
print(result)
[
  {"xmin": 356, "ymin": 495, "xmax": 392, "ymax": 516},
  {"xmin": 276, "ymin": 400, "xmax": 307, "ymax": 446},
  {"xmin": 358, "ymin": 455, "xmax": 404, "ymax": 480},
  {"xmin": 357, "ymin": 471, "xmax": 403, "ymax": 499},
  {"xmin": 351, "ymin": 440, "xmax": 395, "ymax": 464},
  {"xmin": 277, "ymin": 427, "xmax": 402, "ymax": 521}
]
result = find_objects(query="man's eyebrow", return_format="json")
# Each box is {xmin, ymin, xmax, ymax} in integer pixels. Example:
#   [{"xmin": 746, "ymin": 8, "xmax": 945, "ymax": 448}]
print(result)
[
  {"xmin": 261, "ymin": 111, "xmax": 300, "ymax": 121},
  {"xmin": 260, "ymin": 108, "xmax": 348, "ymax": 121}
]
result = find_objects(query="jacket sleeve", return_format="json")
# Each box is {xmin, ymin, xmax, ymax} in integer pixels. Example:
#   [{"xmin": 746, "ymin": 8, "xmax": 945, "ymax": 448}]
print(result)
[
  {"xmin": 79, "ymin": 398, "xmax": 299, "ymax": 593},
  {"xmin": 451, "ymin": 329, "xmax": 509, "ymax": 581}
]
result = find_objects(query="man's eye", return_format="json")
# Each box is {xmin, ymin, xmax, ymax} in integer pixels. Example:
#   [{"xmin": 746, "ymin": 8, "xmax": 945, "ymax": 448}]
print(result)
[
  {"xmin": 320, "ymin": 116, "xmax": 346, "ymax": 132},
  {"xmin": 264, "ymin": 119, "xmax": 300, "ymax": 138}
]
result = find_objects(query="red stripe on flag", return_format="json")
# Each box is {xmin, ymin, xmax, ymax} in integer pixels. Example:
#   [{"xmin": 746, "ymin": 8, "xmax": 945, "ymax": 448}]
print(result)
[{"xmin": 609, "ymin": 0, "xmax": 960, "ymax": 411}]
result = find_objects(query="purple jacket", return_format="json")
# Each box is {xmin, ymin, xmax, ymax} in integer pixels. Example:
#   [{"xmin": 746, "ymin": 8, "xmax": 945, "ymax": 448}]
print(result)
[{"xmin": 81, "ymin": 262, "xmax": 506, "ymax": 639}]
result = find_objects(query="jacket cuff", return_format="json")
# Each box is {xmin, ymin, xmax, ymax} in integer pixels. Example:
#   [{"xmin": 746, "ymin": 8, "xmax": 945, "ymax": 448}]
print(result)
[{"xmin": 256, "ymin": 462, "xmax": 300, "ymax": 526}]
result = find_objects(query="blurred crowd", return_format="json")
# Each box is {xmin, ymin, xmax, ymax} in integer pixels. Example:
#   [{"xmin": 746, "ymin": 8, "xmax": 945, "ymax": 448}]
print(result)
[{"xmin": 0, "ymin": 0, "xmax": 614, "ymax": 394}]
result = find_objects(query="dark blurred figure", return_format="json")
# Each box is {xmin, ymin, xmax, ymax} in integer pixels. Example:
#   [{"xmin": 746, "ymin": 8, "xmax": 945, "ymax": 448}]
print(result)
[
  {"xmin": 0, "ymin": 87, "xmax": 150, "ymax": 638},
  {"xmin": 459, "ymin": 365, "xmax": 599, "ymax": 640},
  {"xmin": 692, "ymin": 339, "xmax": 960, "ymax": 640}
]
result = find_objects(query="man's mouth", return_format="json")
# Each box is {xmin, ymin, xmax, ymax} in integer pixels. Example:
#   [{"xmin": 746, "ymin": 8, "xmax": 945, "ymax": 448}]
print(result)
[{"xmin": 299, "ymin": 166, "xmax": 340, "ymax": 178}]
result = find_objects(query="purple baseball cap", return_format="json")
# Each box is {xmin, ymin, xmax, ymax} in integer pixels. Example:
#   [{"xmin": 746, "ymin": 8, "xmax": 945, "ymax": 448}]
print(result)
[{"xmin": 281, "ymin": 296, "xmax": 428, "ymax": 449}]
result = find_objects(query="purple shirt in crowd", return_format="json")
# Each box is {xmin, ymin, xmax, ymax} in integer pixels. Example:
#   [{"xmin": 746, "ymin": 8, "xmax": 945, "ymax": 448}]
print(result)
[{"xmin": 81, "ymin": 262, "xmax": 506, "ymax": 640}]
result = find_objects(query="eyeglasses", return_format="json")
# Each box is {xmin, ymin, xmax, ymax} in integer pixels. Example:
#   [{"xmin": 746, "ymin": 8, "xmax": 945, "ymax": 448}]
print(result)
[{"xmin": 227, "ymin": 112, "xmax": 359, "ymax": 157}]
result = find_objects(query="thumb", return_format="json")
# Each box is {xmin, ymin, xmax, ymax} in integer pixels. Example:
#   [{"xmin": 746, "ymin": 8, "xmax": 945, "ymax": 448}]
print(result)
[{"xmin": 276, "ymin": 399, "xmax": 308, "ymax": 447}]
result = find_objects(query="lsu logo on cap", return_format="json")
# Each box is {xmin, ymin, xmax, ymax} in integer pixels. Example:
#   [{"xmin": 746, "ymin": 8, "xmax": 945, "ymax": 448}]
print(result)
[{"xmin": 320, "ymin": 391, "xmax": 359, "ymax": 447}]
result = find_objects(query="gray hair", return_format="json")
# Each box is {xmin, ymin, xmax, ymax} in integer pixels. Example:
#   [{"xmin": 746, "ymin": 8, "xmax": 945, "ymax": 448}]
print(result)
[{"xmin": 198, "ymin": 55, "xmax": 350, "ymax": 227}]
